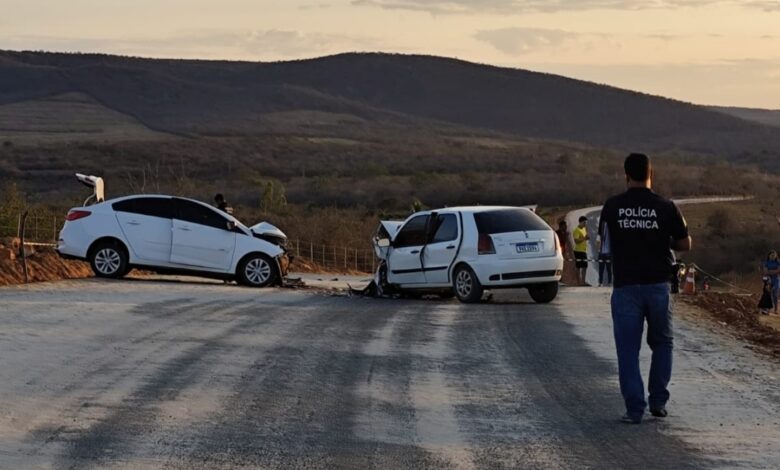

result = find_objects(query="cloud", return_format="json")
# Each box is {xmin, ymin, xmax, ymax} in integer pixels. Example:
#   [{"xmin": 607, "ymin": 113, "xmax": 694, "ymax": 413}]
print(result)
[
  {"xmin": 745, "ymin": 0, "xmax": 780, "ymax": 11},
  {"xmin": 474, "ymin": 27, "xmax": 581, "ymax": 54},
  {"xmin": 353, "ymin": 0, "xmax": 771, "ymax": 14}
]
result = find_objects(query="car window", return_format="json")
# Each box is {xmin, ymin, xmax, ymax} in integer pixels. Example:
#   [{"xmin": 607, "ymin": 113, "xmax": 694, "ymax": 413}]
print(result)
[
  {"xmin": 394, "ymin": 215, "xmax": 429, "ymax": 248},
  {"xmin": 431, "ymin": 214, "xmax": 458, "ymax": 243},
  {"xmin": 174, "ymin": 198, "xmax": 228, "ymax": 230},
  {"xmin": 474, "ymin": 209, "xmax": 550, "ymax": 234},
  {"xmin": 112, "ymin": 197, "xmax": 173, "ymax": 219}
]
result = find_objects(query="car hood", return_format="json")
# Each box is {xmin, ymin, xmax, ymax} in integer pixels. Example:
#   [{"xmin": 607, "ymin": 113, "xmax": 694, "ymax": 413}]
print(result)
[
  {"xmin": 373, "ymin": 220, "xmax": 404, "ymax": 260},
  {"xmin": 250, "ymin": 222, "xmax": 288, "ymax": 240}
]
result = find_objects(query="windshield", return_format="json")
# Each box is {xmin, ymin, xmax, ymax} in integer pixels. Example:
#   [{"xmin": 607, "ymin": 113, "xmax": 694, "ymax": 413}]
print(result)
[{"xmin": 474, "ymin": 209, "xmax": 550, "ymax": 234}]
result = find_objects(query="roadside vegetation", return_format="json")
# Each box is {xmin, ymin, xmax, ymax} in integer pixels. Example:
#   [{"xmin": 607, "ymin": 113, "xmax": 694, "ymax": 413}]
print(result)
[{"xmin": 2, "ymin": 132, "xmax": 779, "ymax": 282}]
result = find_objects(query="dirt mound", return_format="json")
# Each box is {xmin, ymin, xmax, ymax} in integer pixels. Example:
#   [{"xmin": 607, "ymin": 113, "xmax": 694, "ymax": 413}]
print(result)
[
  {"xmin": 680, "ymin": 292, "xmax": 780, "ymax": 357},
  {"xmin": 0, "ymin": 241, "xmax": 91, "ymax": 285}
]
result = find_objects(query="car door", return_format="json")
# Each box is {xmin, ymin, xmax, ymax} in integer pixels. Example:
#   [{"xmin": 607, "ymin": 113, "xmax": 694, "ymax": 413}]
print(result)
[
  {"xmin": 423, "ymin": 213, "xmax": 460, "ymax": 285},
  {"xmin": 113, "ymin": 197, "xmax": 173, "ymax": 263},
  {"xmin": 387, "ymin": 214, "xmax": 429, "ymax": 285},
  {"xmin": 170, "ymin": 198, "xmax": 236, "ymax": 271}
]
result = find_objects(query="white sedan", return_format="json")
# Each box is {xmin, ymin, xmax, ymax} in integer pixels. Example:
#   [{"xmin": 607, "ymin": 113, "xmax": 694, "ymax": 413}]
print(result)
[
  {"xmin": 373, "ymin": 206, "xmax": 563, "ymax": 303},
  {"xmin": 57, "ymin": 195, "xmax": 290, "ymax": 287}
]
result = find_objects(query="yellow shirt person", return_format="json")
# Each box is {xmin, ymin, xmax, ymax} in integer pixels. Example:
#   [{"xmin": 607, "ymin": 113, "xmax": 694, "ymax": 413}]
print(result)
[{"xmin": 573, "ymin": 225, "xmax": 588, "ymax": 253}]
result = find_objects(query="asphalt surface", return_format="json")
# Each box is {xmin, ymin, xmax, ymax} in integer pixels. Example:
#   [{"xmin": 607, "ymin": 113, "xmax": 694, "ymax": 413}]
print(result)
[{"xmin": 1, "ymin": 278, "xmax": 778, "ymax": 469}]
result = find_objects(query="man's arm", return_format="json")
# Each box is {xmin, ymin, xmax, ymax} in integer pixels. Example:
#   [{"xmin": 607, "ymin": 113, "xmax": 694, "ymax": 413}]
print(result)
[{"xmin": 670, "ymin": 202, "xmax": 691, "ymax": 252}]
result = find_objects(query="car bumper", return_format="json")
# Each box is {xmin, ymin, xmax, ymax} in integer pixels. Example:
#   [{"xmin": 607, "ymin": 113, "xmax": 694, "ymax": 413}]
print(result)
[
  {"xmin": 471, "ymin": 256, "xmax": 563, "ymax": 288},
  {"xmin": 56, "ymin": 238, "xmax": 87, "ymax": 261}
]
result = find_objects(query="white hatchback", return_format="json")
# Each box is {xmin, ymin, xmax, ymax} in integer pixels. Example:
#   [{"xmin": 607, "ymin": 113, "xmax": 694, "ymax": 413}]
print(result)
[
  {"xmin": 57, "ymin": 195, "xmax": 290, "ymax": 287},
  {"xmin": 373, "ymin": 206, "xmax": 563, "ymax": 303}
]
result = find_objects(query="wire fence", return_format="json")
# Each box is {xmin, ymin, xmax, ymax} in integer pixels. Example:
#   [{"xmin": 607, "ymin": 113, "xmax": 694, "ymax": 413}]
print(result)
[
  {"xmin": 289, "ymin": 239, "xmax": 377, "ymax": 273},
  {"xmin": 0, "ymin": 214, "xmax": 61, "ymax": 244}
]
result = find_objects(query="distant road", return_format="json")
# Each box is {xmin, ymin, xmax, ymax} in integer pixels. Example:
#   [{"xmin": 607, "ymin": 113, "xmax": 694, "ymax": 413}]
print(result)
[{"xmin": 565, "ymin": 196, "xmax": 750, "ymax": 286}]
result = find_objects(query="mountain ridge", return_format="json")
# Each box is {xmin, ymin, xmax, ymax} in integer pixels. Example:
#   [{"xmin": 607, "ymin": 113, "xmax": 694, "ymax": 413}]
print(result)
[{"xmin": 1, "ymin": 49, "xmax": 778, "ymax": 158}]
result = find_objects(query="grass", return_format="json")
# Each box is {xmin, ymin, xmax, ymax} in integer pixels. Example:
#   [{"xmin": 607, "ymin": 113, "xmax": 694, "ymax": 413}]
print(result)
[{"xmin": 0, "ymin": 92, "xmax": 171, "ymax": 143}]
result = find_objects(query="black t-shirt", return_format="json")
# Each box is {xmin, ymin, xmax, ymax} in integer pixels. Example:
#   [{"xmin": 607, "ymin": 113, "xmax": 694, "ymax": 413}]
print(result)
[{"xmin": 600, "ymin": 188, "xmax": 688, "ymax": 287}]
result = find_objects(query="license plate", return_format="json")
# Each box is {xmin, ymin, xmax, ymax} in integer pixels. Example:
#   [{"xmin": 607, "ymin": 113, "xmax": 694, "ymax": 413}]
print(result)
[{"xmin": 516, "ymin": 242, "xmax": 540, "ymax": 253}]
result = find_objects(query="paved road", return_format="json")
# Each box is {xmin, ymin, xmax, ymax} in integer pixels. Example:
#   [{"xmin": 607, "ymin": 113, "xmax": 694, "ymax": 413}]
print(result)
[{"xmin": 1, "ymin": 278, "xmax": 778, "ymax": 469}]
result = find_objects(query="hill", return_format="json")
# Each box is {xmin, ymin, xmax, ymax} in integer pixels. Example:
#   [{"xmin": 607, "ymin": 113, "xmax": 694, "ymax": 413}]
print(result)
[
  {"xmin": 711, "ymin": 106, "xmax": 780, "ymax": 128},
  {"xmin": 1, "ymin": 50, "xmax": 779, "ymax": 158}
]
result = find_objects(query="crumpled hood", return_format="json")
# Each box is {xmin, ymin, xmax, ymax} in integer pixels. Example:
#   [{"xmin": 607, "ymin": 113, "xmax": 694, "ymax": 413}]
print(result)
[
  {"xmin": 379, "ymin": 221, "xmax": 404, "ymax": 238},
  {"xmin": 250, "ymin": 222, "xmax": 288, "ymax": 240},
  {"xmin": 373, "ymin": 220, "xmax": 404, "ymax": 260}
]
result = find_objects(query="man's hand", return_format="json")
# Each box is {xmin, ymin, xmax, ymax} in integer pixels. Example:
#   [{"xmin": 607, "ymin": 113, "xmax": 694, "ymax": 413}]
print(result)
[{"xmin": 672, "ymin": 236, "xmax": 692, "ymax": 252}]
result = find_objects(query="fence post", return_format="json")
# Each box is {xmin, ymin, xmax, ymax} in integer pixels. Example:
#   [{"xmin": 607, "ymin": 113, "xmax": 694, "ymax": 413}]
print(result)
[
  {"xmin": 321, "ymin": 244, "xmax": 325, "ymax": 266},
  {"xmin": 310, "ymin": 241, "xmax": 313, "ymax": 261},
  {"xmin": 296, "ymin": 239, "xmax": 300, "ymax": 257},
  {"xmin": 52, "ymin": 216, "xmax": 57, "ymax": 243},
  {"xmin": 19, "ymin": 210, "xmax": 29, "ymax": 283},
  {"xmin": 355, "ymin": 248, "xmax": 358, "ymax": 271},
  {"xmin": 16, "ymin": 213, "xmax": 21, "ymax": 238}
]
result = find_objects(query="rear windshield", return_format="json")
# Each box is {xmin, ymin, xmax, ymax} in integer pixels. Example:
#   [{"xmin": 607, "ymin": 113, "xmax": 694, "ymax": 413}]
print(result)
[{"xmin": 474, "ymin": 209, "xmax": 550, "ymax": 234}]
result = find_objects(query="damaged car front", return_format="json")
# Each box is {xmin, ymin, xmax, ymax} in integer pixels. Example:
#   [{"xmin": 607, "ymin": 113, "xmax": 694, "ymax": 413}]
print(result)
[{"xmin": 249, "ymin": 221, "xmax": 293, "ymax": 277}]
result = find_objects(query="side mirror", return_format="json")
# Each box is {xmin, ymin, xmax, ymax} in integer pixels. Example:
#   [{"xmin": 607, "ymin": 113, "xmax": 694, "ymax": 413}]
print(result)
[
  {"xmin": 377, "ymin": 238, "xmax": 391, "ymax": 248},
  {"xmin": 227, "ymin": 221, "xmax": 236, "ymax": 231}
]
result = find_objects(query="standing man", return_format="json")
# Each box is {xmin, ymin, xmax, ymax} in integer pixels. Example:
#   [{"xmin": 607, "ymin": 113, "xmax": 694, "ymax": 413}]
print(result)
[
  {"xmin": 600, "ymin": 153, "xmax": 691, "ymax": 424},
  {"xmin": 573, "ymin": 216, "xmax": 590, "ymax": 286}
]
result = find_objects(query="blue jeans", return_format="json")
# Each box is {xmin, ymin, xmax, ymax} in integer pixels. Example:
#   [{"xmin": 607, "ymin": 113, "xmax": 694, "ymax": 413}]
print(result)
[{"xmin": 611, "ymin": 283, "xmax": 673, "ymax": 419}]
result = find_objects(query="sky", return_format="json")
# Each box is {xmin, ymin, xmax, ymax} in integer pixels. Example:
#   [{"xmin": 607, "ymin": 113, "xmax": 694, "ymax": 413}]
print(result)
[{"xmin": 1, "ymin": 0, "xmax": 779, "ymax": 108}]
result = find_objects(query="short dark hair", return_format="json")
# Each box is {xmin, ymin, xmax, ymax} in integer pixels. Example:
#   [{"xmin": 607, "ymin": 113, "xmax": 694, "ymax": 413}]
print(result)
[
  {"xmin": 578, "ymin": 216, "xmax": 588, "ymax": 223},
  {"xmin": 624, "ymin": 153, "xmax": 651, "ymax": 181},
  {"xmin": 214, "ymin": 193, "xmax": 225, "ymax": 202}
]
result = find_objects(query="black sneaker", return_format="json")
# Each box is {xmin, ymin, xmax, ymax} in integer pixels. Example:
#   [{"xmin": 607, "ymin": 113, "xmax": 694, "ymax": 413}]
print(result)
[
  {"xmin": 650, "ymin": 407, "xmax": 668, "ymax": 418},
  {"xmin": 620, "ymin": 414, "xmax": 642, "ymax": 424}
]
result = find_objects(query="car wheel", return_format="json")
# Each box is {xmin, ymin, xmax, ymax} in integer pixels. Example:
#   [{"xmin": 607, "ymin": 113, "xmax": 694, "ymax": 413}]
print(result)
[
  {"xmin": 237, "ymin": 254, "xmax": 278, "ymax": 288},
  {"xmin": 453, "ymin": 264, "xmax": 483, "ymax": 303},
  {"xmin": 528, "ymin": 282, "xmax": 559, "ymax": 303},
  {"xmin": 89, "ymin": 241, "xmax": 128, "ymax": 279}
]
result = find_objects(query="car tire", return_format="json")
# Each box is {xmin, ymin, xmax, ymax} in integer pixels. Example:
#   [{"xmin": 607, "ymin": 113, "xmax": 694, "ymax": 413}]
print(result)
[
  {"xmin": 89, "ymin": 241, "xmax": 128, "ymax": 279},
  {"xmin": 528, "ymin": 282, "xmax": 559, "ymax": 303},
  {"xmin": 237, "ymin": 253, "xmax": 278, "ymax": 288},
  {"xmin": 453, "ymin": 264, "xmax": 483, "ymax": 303}
]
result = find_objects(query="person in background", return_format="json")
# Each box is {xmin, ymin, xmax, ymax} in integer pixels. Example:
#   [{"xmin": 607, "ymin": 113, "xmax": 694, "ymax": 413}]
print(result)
[
  {"xmin": 758, "ymin": 275, "xmax": 773, "ymax": 315},
  {"xmin": 556, "ymin": 220, "xmax": 569, "ymax": 255},
  {"xmin": 214, "ymin": 193, "xmax": 234, "ymax": 216},
  {"xmin": 573, "ymin": 216, "xmax": 590, "ymax": 286},
  {"xmin": 763, "ymin": 250, "xmax": 780, "ymax": 314},
  {"xmin": 596, "ymin": 219, "xmax": 612, "ymax": 287}
]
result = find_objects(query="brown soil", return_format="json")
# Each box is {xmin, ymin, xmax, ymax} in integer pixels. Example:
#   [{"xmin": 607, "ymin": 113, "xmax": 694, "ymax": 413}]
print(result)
[
  {"xmin": 0, "ymin": 241, "xmax": 92, "ymax": 286},
  {"xmin": 678, "ymin": 292, "xmax": 780, "ymax": 358}
]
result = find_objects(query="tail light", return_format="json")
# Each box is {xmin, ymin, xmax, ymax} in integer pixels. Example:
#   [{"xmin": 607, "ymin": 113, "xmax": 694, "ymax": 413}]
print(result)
[
  {"xmin": 478, "ymin": 233, "xmax": 496, "ymax": 255},
  {"xmin": 66, "ymin": 210, "xmax": 91, "ymax": 221},
  {"xmin": 554, "ymin": 233, "xmax": 561, "ymax": 255}
]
